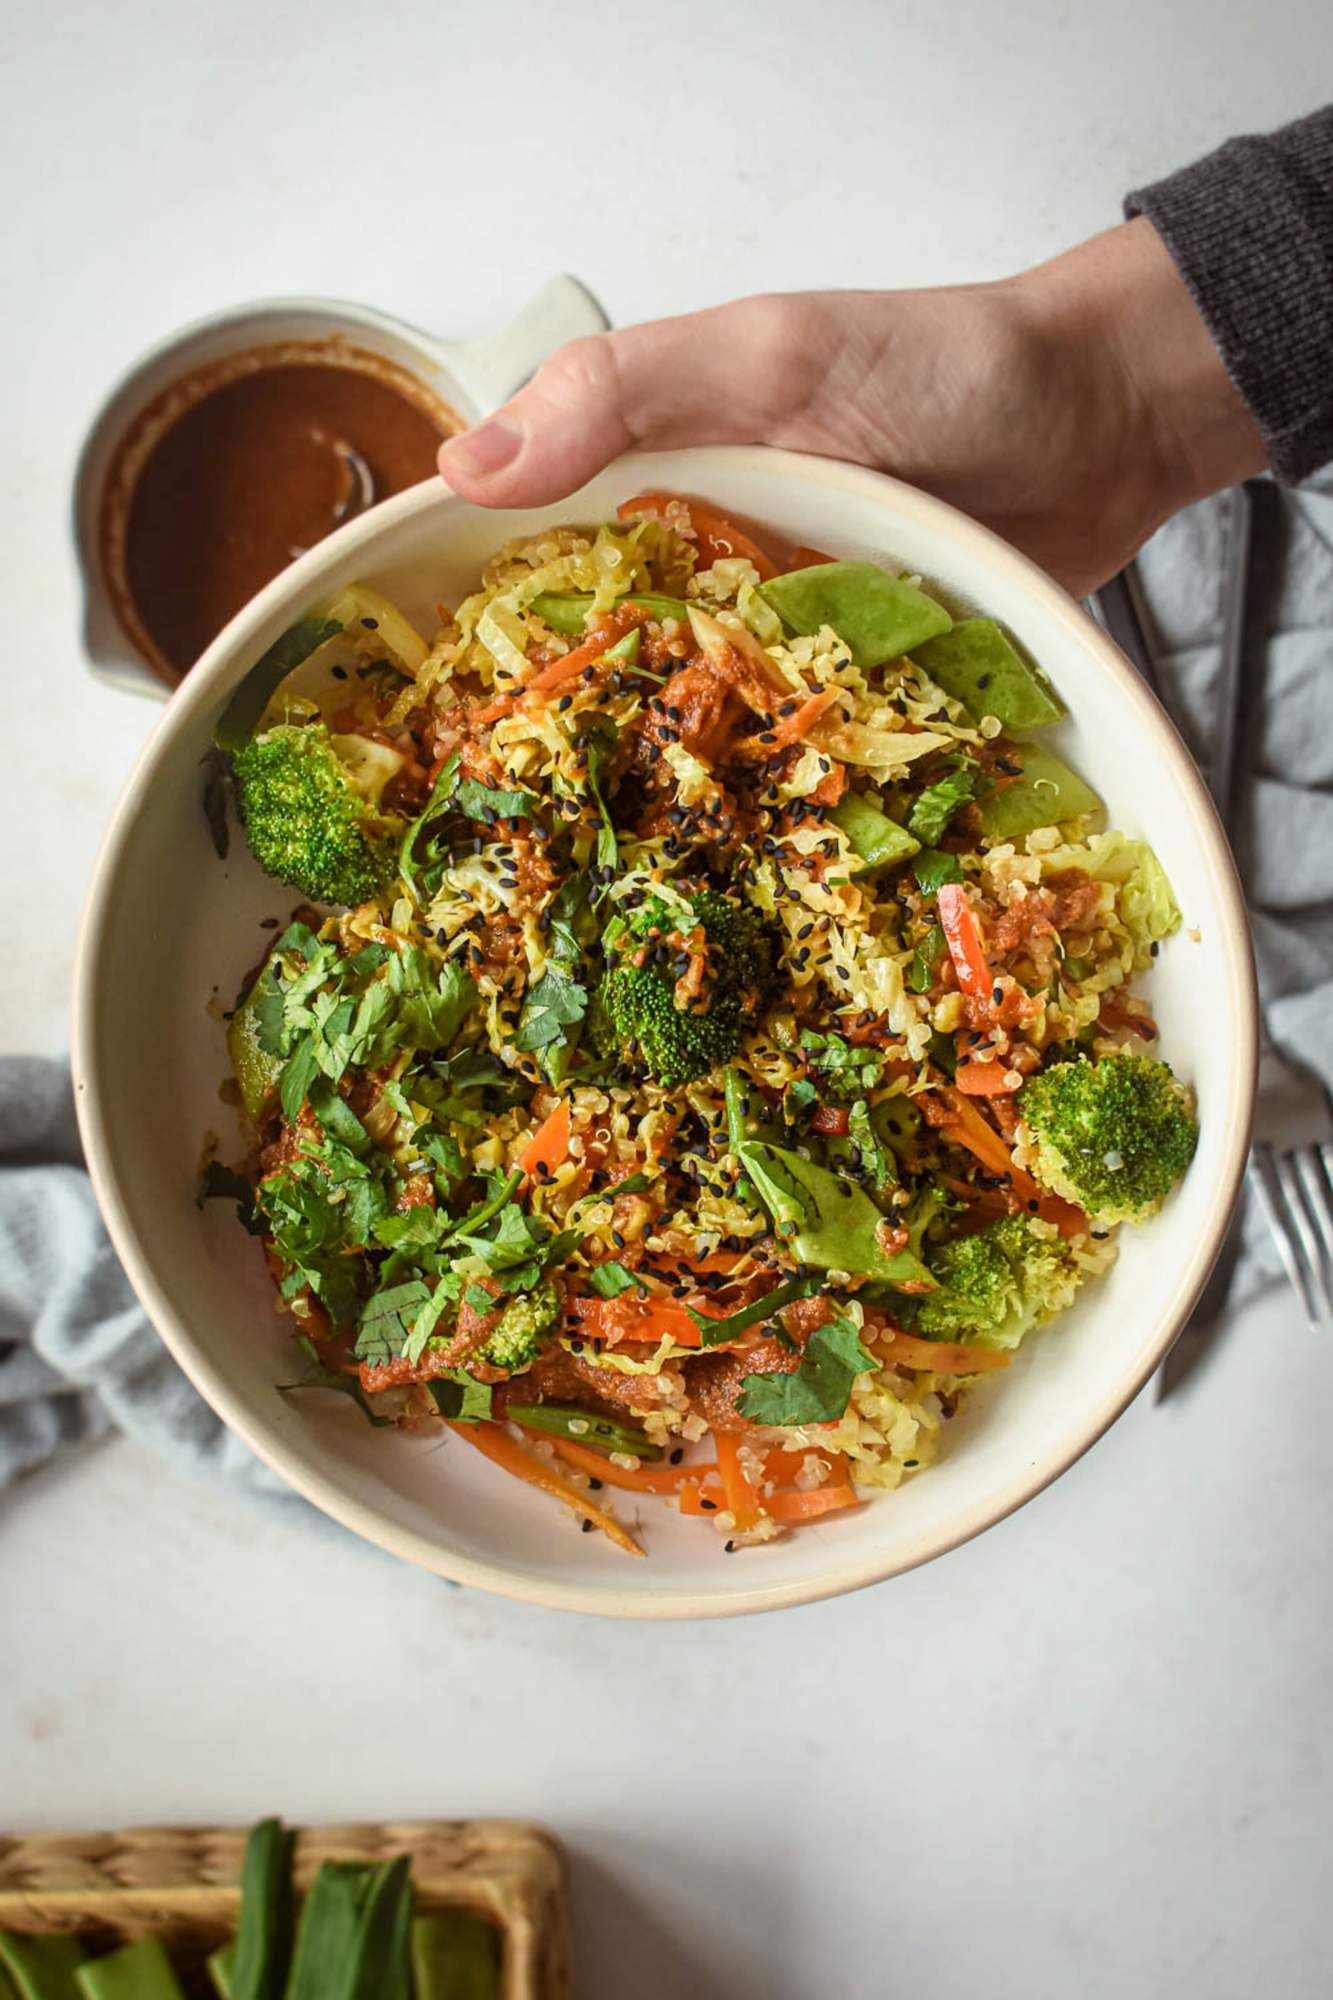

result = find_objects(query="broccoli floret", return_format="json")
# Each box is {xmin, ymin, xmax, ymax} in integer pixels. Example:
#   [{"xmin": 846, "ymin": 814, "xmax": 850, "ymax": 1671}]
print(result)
[
  {"xmin": 591, "ymin": 890, "xmax": 775, "ymax": 1086},
  {"xmin": 476, "ymin": 1279, "xmax": 560, "ymax": 1374},
  {"xmin": 1020, "ymin": 1051, "xmax": 1198, "ymax": 1224},
  {"xmin": 231, "ymin": 722, "xmax": 402, "ymax": 906},
  {"xmin": 916, "ymin": 1213, "xmax": 1082, "ymax": 1348}
]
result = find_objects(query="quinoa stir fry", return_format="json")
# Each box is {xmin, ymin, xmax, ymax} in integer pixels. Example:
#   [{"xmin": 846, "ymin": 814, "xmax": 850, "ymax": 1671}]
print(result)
[{"xmin": 207, "ymin": 493, "xmax": 1198, "ymax": 1555}]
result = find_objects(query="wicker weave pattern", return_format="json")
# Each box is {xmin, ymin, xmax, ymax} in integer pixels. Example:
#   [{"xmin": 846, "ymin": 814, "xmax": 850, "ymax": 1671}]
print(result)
[{"xmin": 0, "ymin": 1819, "xmax": 570, "ymax": 1999}]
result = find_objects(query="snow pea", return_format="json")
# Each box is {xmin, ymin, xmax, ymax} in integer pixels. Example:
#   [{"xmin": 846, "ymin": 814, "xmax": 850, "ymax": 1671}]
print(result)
[
  {"xmin": 737, "ymin": 1141, "xmax": 934, "ymax": 1289},
  {"xmin": 831, "ymin": 791, "xmax": 920, "ymax": 869},
  {"xmin": 977, "ymin": 743, "xmax": 1101, "ymax": 839},
  {"xmin": 758, "ymin": 561, "xmax": 952, "ymax": 668},
  {"xmin": 913, "ymin": 618, "xmax": 1064, "ymax": 729}
]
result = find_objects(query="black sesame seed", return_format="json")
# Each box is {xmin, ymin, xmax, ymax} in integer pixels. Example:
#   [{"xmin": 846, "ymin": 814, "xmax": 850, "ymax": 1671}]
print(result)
[{"xmin": 331, "ymin": 664, "xmax": 348, "ymax": 680}]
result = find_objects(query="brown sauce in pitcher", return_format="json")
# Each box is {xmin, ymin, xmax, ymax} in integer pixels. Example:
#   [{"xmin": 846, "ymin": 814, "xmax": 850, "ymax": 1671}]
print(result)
[{"xmin": 101, "ymin": 341, "xmax": 459, "ymax": 683}]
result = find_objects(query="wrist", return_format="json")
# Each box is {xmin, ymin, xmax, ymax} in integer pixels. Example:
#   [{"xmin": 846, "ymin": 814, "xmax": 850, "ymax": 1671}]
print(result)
[{"xmin": 1015, "ymin": 218, "xmax": 1267, "ymax": 519}]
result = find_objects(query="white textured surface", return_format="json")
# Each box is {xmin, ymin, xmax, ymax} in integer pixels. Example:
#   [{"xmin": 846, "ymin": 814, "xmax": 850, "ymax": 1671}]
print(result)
[{"xmin": 3, "ymin": 2, "xmax": 1331, "ymax": 1994}]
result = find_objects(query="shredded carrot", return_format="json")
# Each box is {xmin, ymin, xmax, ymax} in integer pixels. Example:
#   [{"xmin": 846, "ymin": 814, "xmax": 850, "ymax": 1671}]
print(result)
[
  {"xmin": 549, "ymin": 1437, "xmax": 714, "ymax": 1494},
  {"xmin": 938, "ymin": 1085, "xmax": 1022, "ymax": 1178},
  {"xmin": 767, "ymin": 685, "xmax": 840, "ymax": 746},
  {"xmin": 524, "ymin": 629, "xmax": 618, "ymax": 694},
  {"xmin": 518, "ymin": 1098, "xmax": 571, "ymax": 1182},
  {"xmin": 880, "ymin": 1331, "xmax": 1011, "ymax": 1374},
  {"xmin": 785, "ymin": 545, "xmax": 837, "ymax": 569},
  {"xmin": 715, "ymin": 1431, "xmax": 767, "ymax": 1532},
  {"xmin": 677, "ymin": 1480, "xmax": 727, "ymax": 1517},
  {"xmin": 565, "ymin": 1293, "xmax": 741, "ymax": 1352},
  {"xmin": 617, "ymin": 492, "xmax": 781, "ymax": 579},
  {"xmin": 937, "ymin": 883, "xmax": 993, "ymax": 1003},
  {"xmin": 451, "ymin": 1422, "xmax": 644, "ymax": 1555},
  {"xmin": 954, "ymin": 1058, "xmax": 1021, "ymax": 1096}
]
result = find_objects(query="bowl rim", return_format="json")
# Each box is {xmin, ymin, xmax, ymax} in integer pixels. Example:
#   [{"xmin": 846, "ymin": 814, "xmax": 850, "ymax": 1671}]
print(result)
[{"xmin": 71, "ymin": 446, "xmax": 1259, "ymax": 1619}]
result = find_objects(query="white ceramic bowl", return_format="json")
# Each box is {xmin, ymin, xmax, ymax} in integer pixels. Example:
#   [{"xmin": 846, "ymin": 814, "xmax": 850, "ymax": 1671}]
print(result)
[{"xmin": 72, "ymin": 448, "xmax": 1257, "ymax": 1619}]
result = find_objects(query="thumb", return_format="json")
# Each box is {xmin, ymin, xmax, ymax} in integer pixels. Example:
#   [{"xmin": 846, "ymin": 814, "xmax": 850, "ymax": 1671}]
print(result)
[{"xmin": 437, "ymin": 296, "xmax": 812, "ymax": 507}]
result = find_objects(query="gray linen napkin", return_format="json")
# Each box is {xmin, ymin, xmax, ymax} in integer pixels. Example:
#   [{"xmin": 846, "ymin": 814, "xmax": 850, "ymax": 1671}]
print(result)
[
  {"xmin": 0, "ymin": 1056, "xmax": 311, "ymax": 1512},
  {"xmin": 2, "ymin": 478, "xmax": 1331, "ymax": 1495},
  {"xmin": 1132, "ymin": 469, "xmax": 1333, "ymax": 1301}
]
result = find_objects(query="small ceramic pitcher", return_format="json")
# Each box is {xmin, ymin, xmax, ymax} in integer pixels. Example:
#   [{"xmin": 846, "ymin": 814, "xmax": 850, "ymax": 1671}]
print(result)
[{"xmin": 72, "ymin": 274, "xmax": 608, "ymax": 699}]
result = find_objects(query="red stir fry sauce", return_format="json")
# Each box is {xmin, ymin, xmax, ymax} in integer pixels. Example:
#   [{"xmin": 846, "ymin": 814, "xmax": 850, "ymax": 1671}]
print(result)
[{"xmin": 104, "ymin": 345, "xmax": 458, "ymax": 683}]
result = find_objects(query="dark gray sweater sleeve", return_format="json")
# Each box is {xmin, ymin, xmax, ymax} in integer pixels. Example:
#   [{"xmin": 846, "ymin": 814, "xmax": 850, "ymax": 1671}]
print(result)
[{"xmin": 1126, "ymin": 106, "xmax": 1333, "ymax": 483}]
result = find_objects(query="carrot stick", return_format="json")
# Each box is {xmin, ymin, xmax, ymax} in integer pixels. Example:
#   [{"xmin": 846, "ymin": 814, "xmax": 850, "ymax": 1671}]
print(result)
[
  {"xmin": 954, "ymin": 1058, "xmax": 1020, "ymax": 1096},
  {"xmin": 524, "ymin": 629, "xmax": 618, "ymax": 694},
  {"xmin": 451, "ymin": 1422, "xmax": 644, "ymax": 1556},
  {"xmin": 937, "ymin": 883, "xmax": 993, "ymax": 1003},
  {"xmin": 550, "ymin": 1437, "xmax": 714, "ymax": 1493},
  {"xmin": 766, "ymin": 1482, "xmax": 861, "ymax": 1523},
  {"xmin": 677, "ymin": 1480, "xmax": 727, "ymax": 1517},
  {"xmin": 518, "ymin": 1098, "xmax": 571, "ymax": 1182},
  {"xmin": 715, "ymin": 1431, "xmax": 767, "ymax": 1531},
  {"xmin": 937, "ymin": 1087, "xmax": 1087, "ymax": 1233},
  {"xmin": 565, "ymin": 1294, "xmax": 743, "ymax": 1351},
  {"xmin": 880, "ymin": 1331, "xmax": 1011, "ymax": 1374},
  {"xmin": 617, "ymin": 492, "xmax": 781, "ymax": 579}
]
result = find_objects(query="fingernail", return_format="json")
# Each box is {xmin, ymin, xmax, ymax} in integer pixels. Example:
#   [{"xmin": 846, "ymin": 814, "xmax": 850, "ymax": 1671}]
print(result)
[{"xmin": 440, "ymin": 418, "xmax": 522, "ymax": 479}]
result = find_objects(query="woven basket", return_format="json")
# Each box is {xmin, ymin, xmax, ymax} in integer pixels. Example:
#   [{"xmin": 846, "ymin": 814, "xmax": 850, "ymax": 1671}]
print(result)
[{"xmin": 0, "ymin": 1819, "xmax": 570, "ymax": 1998}]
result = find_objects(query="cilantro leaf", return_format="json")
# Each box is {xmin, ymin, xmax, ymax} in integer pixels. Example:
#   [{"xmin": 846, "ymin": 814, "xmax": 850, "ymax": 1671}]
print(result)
[
  {"xmin": 738, "ymin": 1315, "xmax": 875, "ymax": 1426},
  {"xmin": 400, "ymin": 753, "xmax": 461, "ymax": 900},
  {"xmin": 197, "ymin": 1160, "xmax": 260, "ymax": 1233},
  {"xmin": 401, "ymin": 1279, "xmax": 455, "ymax": 1363},
  {"xmin": 308, "ymin": 1078, "xmax": 372, "ymax": 1156},
  {"xmin": 454, "ymin": 778, "xmax": 540, "ymax": 823},
  {"xmin": 278, "ymin": 1337, "xmax": 394, "ymax": 1426},
  {"xmin": 516, "ymin": 966, "xmax": 587, "ymax": 1053},
  {"xmin": 428, "ymin": 1373, "xmax": 494, "ymax": 1422},
  {"xmin": 687, "ymin": 1273, "xmax": 821, "ymax": 1347},
  {"xmin": 464, "ymin": 1282, "xmax": 499, "ymax": 1317},
  {"xmin": 908, "ymin": 759, "xmax": 977, "ymax": 845},
  {"xmin": 913, "ymin": 849, "xmax": 965, "ymax": 895},
  {"xmin": 799, "ymin": 1030, "xmax": 884, "ymax": 1100},
  {"xmin": 581, "ymin": 722, "xmax": 619, "ymax": 873},
  {"xmin": 906, "ymin": 922, "xmax": 947, "ymax": 991},
  {"xmin": 588, "ymin": 1260, "xmax": 642, "ymax": 1299},
  {"xmin": 354, "ymin": 1280, "xmax": 433, "ymax": 1364},
  {"xmin": 279, "ymin": 1039, "xmax": 321, "ymax": 1122}
]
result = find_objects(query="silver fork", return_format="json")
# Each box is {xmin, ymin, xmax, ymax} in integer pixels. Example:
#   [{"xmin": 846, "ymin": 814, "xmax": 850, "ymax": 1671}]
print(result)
[{"xmin": 1249, "ymin": 1132, "xmax": 1333, "ymax": 1333}]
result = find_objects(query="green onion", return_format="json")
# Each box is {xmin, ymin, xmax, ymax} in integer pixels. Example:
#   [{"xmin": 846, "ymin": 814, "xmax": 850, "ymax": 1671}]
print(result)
[{"xmin": 506, "ymin": 1403, "xmax": 662, "ymax": 1460}]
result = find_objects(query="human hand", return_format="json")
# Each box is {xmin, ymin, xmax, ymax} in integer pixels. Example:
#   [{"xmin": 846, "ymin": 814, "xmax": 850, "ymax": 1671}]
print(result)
[{"xmin": 439, "ymin": 219, "xmax": 1265, "ymax": 597}]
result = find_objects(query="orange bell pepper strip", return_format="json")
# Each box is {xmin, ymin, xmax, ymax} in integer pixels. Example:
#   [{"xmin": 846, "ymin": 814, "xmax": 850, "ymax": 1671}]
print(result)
[
  {"xmin": 617, "ymin": 492, "xmax": 781, "ymax": 579},
  {"xmin": 549, "ymin": 1436, "xmax": 715, "ymax": 1493},
  {"xmin": 518, "ymin": 1098, "xmax": 571, "ymax": 1182},
  {"xmin": 936, "ymin": 882, "xmax": 993, "ymax": 1003},
  {"xmin": 880, "ymin": 1330, "xmax": 1012, "ymax": 1374},
  {"xmin": 451, "ymin": 1422, "xmax": 644, "ymax": 1556}
]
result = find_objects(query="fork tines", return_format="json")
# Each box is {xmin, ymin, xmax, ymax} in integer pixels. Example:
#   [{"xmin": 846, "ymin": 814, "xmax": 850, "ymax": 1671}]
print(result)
[{"xmin": 1249, "ymin": 1141, "xmax": 1333, "ymax": 1333}]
